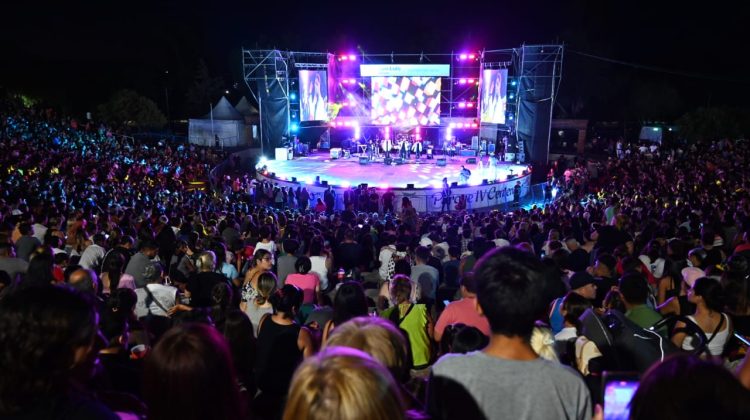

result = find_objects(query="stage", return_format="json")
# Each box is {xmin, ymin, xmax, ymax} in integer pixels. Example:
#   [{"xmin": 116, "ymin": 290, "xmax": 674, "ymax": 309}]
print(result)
[
  {"xmin": 256, "ymin": 151, "xmax": 532, "ymax": 212},
  {"xmin": 259, "ymin": 151, "xmax": 527, "ymax": 189}
]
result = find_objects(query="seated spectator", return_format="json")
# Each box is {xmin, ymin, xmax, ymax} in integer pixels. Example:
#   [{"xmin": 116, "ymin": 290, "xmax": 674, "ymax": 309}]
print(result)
[
  {"xmin": 322, "ymin": 281, "xmax": 369, "ymax": 343},
  {"xmin": 285, "ymin": 256, "xmax": 321, "ymax": 305},
  {"xmin": 439, "ymin": 323, "xmax": 489, "ymax": 355},
  {"xmin": 549, "ymin": 271, "xmax": 597, "ymax": 334},
  {"xmin": 672, "ymin": 277, "xmax": 733, "ymax": 359},
  {"xmin": 243, "ymin": 271, "xmax": 276, "ymax": 337},
  {"xmin": 382, "ymin": 275, "xmax": 433, "ymax": 369},
  {"xmin": 428, "ymin": 247, "xmax": 591, "ymax": 420},
  {"xmin": 0, "ymin": 286, "xmax": 117, "ymax": 419},
  {"xmin": 283, "ymin": 347, "xmax": 408, "ymax": 420},
  {"xmin": 434, "ymin": 272, "xmax": 490, "ymax": 342},
  {"xmin": 620, "ymin": 272, "xmax": 663, "ymax": 331},
  {"xmin": 630, "ymin": 354, "xmax": 750, "ymax": 419},
  {"xmin": 143, "ymin": 323, "xmax": 244, "ymax": 420}
]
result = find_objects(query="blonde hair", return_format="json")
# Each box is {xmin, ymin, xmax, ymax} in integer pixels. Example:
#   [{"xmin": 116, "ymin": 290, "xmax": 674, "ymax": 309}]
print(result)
[
  {"xmin": 530, "ymin": 326, "xmax": 559, "ymax": 362},
  {"xmin": 283, "ymin": 347, "xmax": 406, "ymax": 420},
  {"xmin": 327, "ymin": 316, "xmax": 409, "ymax": 382}
]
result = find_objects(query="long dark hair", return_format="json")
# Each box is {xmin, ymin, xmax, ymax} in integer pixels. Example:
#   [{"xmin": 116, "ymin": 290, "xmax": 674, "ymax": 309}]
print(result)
[
  {"xmin": 143, "ymin": 323, "xmax": 243, "ymax": 420},
  {"xmin": 222, "ymin": 310, "xmax": 256, "ymax": 391},
  {"xmin": 332, "ymin": 281, "xmax": 369, "ymax": 326},
  {"xmin": 0, "ymin": 286, "xmax": 98, "ymax": 414}
]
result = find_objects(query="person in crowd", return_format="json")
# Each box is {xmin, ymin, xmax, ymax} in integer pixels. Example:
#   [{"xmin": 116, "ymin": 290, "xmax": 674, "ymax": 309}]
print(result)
[
  {"xmin": 434, "ymin": 272, "xmax": 490, "ymax": 342},
  {"xmin": 0, "ymin": 286, "xmax": 117, "ymax": 419},
  {"xmin": 549, "ymin": 271, "xmax": 597, "ymax": 334},
  {"xmin": 124, "ymin": 240, "xmax": 159, "ymax": 288},
  {"xmin": 283, "ymin": 346, "xmax": 408, "ymax": 420},
  {"xmin": 0, "ymin": 242, "xmax": 28, "ymax": 282},
  {"xmin": 100, "ymin": 252, "xmax": 136, "ymax": 295},
  {"xmin": 254, "ymin": 226, "xmax": 277, "ymax": 265},
  {"xmin": 276, "ymin": 238, "xmax": 299, "ymax": 285},
  {"xmin": 427, "ymin": 247, "xmax": 591, "ymax": 420},
  {"xmin": 78, "ymin": 232, "xmax": 108, "ymax": 273},
  {"xmin": 221, "ymin": 309, "xmax": 257, "ymax": 398},
  {"xmin": 659, "ymin": 266, "xmax": 704, "ymax": 316},
  {"xmin": 244, "ymin": 271, "xmax": 277, "ymax": 337},
  {"xmin": 672, "ymin": 277, "xmax": 733, "ymax": 359},
  {"xmin": 254, "ymin": 284, "xmax": 314, "ymax": 418},
  {"xmin": 307, "ymin": 235, "xmax": 331, "ymax": 291},
  {"xmin": 187, "ymin": 251, "xmax": 229, "ymax": 308},
  {"xmin": 285, "ymin": 256, "xmax": 321, "ymax": 305},
  {"xmin": 322, "ymin": 281, "xmax": 369, "ymax": 343},
  {"xmin": 143, "ymin": 323, "xmax": 244, "ymax": 420},
  {"xmin": 240, "ymin": 249, "xmax": 274, "ymax": 310},
  {"xmin": 620, "ymin": 272, "xmax": 663, "ymax": 331},
  {"xmin": 629, "ymin": 354, "xmax": 750, "ymax": 420},
  {"xmin": 382, "ymin": 275, "xmax": 433, "ymax": 369}
]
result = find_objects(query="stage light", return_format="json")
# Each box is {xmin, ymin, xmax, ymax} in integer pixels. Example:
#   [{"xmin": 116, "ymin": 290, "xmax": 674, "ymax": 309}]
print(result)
[
  {"xmin": 457, "ymin": 123, "xmax": 464, "ymax": 128},
  {"xmin": 337, "ymin": 121, "xmax": 344, "ymax": 127},
  {"xmin": 459, "ymin": 78, "xmax": 467, "ymax": 84},
  {"xmin": 354, "ymin": 122, "xmax": 361, "ymax": 140},
  {"xmin": 458, "ymin": 102, "xmax": 466, "ymax": 108},
  {"xmin": 468, "ymin": 78, "xmax": 474, "ymax": 83},
  {"xmin": 467, "ymin": 103, "xmax": 474, "ymax": 108},
  {"xmin": 305, "ymin": 177, "xmax": 313, "ymax": 184},
  {"xmin": 652, "ymin": 127, "xmax": 660, "ymax": 131},
  {"xmin": 329, "ymin": 121, "xmax": 336, "ymax": 127},
  {"xmin": 349, "ymin": 101, "xmax": 356, "ymax": 107},
  {"xmin": 468, "ymin": 54, "xmax": 475, "ymax": 59},
  {"xmin": 380, "ymin": 183, "xmax": 388, "ymax": 189},
  {"xmin": 350, "ymin": 78, "xmax": 356, "ymax": 84},
  {"xmin": 349, "ymin": 55, "xmax": 356, "ymax": 60},
  {"xmin": 471, "ymin": 123, "xmax": 478, "ymax": 128},
  {"xmin": 445, "ymin": 127, "xmax": 452, "ymax": 140},
  {"xmin": 341, "ymin": 55, "xmax": 349, "ymax": 61},
  {"xmin": 341, "ymin": 180, "xmax": 350, "ymax": 188},
  {"xmin": 459, "ymin": 53, "xmax": 468, "ymax": 60},
  {"xmin": 290, "ymin": 93, "xmax": 296, "ymax": 100},
  {"xmin": 449, "ymin": 122, "xmax": 456, "ymax": 128},
  {"xmin": 509, "ymin": 115, "xmax": 514, "ymax": 121},
  {"xmin": 344, "ymin": 121, "xmax": 351, "ymax": 127},
  {"xmin": 259, "ymin": 157, "xmax": 268, "ymax": 164},
  {"xmin": 470, "ymin": 178, "xmax": 482, "ymax": 186},
  {"xmin": 509, "ymin": 93, "xmax": 515, "ymax": 99},
  {"xmin": 290, "ymin": 123, "xmax": 298, "ymax": 132},
  {"xmin": 511, "ymin": 80, "xmax": 517, "ymax": 86}
]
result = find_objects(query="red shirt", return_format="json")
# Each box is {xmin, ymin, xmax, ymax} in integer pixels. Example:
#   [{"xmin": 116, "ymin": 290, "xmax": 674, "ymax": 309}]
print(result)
[
  {"xmin": 285, "ymin": 273, "xmax": 319, "ymax": 304},
  {"xmin": 434, "ymin": 297, "xmax": 491, "ymax": 341}
]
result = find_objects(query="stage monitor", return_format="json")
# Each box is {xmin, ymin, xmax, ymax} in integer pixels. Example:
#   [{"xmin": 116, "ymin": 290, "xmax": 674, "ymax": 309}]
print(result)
[
  {"xmin": 480, "ymin": 69, "xmax": 508, "ymax": 124},
  {"xmin": 299, "ymin": 70, "xmax": 329, "ymax": 121},
  {"xmin": 371, "ymin": 76, "xmax": 441, "ymax": 126}
]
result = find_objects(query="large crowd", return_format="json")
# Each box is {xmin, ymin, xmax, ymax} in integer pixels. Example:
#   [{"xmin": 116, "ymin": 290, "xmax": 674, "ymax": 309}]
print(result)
[{"xmin": 2, "ymin": 98, "xmax": 750, "ymax": 420}]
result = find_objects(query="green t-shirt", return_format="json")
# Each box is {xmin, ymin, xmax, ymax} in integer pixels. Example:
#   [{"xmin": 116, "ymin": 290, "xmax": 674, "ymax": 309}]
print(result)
[{"xmin": 382, "ymin": 303, "xmax": 431, "ymax": 367}]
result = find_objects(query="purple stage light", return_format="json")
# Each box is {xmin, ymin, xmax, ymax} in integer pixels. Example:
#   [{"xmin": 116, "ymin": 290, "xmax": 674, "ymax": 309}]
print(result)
[
  {"xmin": 349, "ymin": 55, "xmax": 356, "ymax": 60},
  {"xmin": 457, "ymin": 123, "xmax": 464, "ymax": 128},
  {"xmin": 467, "ymin": 103, "xmax": 474, "ymax": 108},
  {"xmin": 459, "ymin": 78, "xmax": 466, "ymax": 84},
  {"xmin": 469, "ymin": 54, "xmax": 475, "ymax": 59},
  {"xmin": 458, "ymin": 102, "xmax": 466, "ymax": 108},
  {"xmin": 459, "ymin": 53, "xmax": 468, "ymax": 60}
]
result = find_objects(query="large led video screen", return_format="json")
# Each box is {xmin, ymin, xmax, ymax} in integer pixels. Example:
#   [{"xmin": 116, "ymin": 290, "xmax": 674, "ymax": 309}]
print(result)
[
  {"xmin": 299, "ymin": 70, "xmax": 328, "ymax": 121},
  {"xmin": 480, "ymin": 69, "xmax": 508, "ymax": 124},
  {"xmin": 371, "ymin": 76, "xmax": 441, "ymax": 126}
]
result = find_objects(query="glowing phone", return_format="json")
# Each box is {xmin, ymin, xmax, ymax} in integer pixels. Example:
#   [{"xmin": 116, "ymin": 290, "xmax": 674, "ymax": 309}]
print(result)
[{"xmin": 602, "ymin": 372, "xmax": 639, "ymax": 420}]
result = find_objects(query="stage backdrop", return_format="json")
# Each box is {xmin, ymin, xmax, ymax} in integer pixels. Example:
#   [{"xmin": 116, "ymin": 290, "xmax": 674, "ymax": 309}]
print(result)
[{"xmin": 256, "ymin": 173, "xmax": 530, "ymax": 213}]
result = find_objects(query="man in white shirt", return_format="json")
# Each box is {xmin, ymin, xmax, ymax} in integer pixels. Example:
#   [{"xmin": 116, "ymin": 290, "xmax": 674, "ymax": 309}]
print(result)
[{"xmin": 135, "ymin": 262, "xmax": 177, "ymax": 318}]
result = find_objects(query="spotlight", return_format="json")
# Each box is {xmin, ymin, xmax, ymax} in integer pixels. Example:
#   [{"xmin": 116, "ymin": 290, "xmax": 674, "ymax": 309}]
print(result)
[
  {"xmin": 290, "ymin": 93, "xmax": 296, "ymax": 100},
  {"xmin": 511, "ymin": 80, "xmax": 517, "ymax": 86},
  {"xmin": 467, "ymin": 78, "xmax": 474, "ymax": 83},
  {"xmin": 457, "ymin": 123, "xmax": 464, "ymax": 128},
  {"xmin": 349, "ymin": 54, "xmax": 356, "ymax": 60},
  {"xmin": 290, "ymin": 123, "xmax": 298, "ymax": 132},
  {"xmin": 259, "ymin": 156, "xmax": 268, "ymax": 164},
  {"xmin": 468, "ymin": 54, "xmax": 475, "ymax": 59},
  {"xmin": 458, "ymin": 102, "xmax": 466, "ymax": 108},
  {"xmin": 467, "ymin": 103, "xmax": 474, "ymax": 108},
  {"xmin": 449, "ymin": 122, "xmax": 456, "ymax": 128},
  {"xmin": 459, "ymin": 78, "xmax": 467, "ymax": 84},
  {"xmin": 459, "ymin": 53, "xmax": 468, "ymax": 60},
  {"xmin": 471, "ymin": 123, "xmax": 478, "ymax": 128},
  {"xmin": 341, "ymin": 55, "xmax": 349, "ymax": 61},
  {"xmin": 509, "ymin": 115, "xmax": 514, "ymax": 121},
  {"xmin": 509, "ymin": 93, "xmax": 515, "ymax": 99}
]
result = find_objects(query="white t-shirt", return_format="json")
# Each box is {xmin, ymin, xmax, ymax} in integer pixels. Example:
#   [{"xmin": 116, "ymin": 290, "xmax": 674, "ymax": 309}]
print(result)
[
  {"xmin": 135, "ymin": 283, "xmax": 178, "ymax": 318},
  {"xmin": 310, "ymin": 255, "xmax": 329, "ymax": 290},
  {"xmin": 254, "ymin": 241, "xmax": 277, "ymax": 264}
]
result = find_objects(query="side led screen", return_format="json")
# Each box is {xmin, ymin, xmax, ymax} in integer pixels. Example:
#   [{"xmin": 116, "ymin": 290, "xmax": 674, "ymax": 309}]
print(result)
[
  {"xmin": 299, "ymin": 70, "xmax": 328, "ymax": 121},
  {"xmin": 480, "ymin": 69, "xmax": 508, "ymax": 124}
]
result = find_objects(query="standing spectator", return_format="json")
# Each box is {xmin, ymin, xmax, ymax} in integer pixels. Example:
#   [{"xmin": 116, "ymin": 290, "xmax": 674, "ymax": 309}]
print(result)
[
  {"xmin": 276, "ymin": 239, "xmax": 299, "ymax": 285},
  {"xmin": 124, "ymin": 240, "xmax": 159, "ymax": 288},
  {"xmin": 78, "ymin": 233, "xmax": 108, "ymax": 273},
  {"xmin": 434, "ymin": 272, "xmax": 491, "ymax": 342},
  {"xmin": 14, "ymin": 222, "xmax": 40, "ymax": 262},
  {"xmin": 381, "ymin": 275, "xmax": 432, "ymax": 369}
]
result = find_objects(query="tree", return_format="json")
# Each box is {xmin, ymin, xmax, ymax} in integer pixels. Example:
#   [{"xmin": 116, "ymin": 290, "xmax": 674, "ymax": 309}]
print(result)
[
  {"xmin": 675, "ymin": 107, "xmax": 750, "ymax": 142},
  {"xmin": 97, "ymin": 90, "xmax": 167, "ymax": 129},
  {"xmin": 185, "ymin": 59, "xmax": 225, "ymax": 116}
]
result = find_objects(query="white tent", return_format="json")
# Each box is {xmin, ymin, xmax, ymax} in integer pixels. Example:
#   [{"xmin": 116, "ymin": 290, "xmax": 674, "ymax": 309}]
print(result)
[
  {"xmin": 188, "ymin": 97, "xmax": 252, "ymax": 147},
  {"xmin": 235, "ymin": 96, "xmax": 259, "ymax": 117}
]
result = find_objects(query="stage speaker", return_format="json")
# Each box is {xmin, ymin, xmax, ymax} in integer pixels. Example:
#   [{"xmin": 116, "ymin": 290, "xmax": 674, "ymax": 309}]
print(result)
[
  {"xmin": 507, "ymin": 173, "xmax": 517, "ymax": 180},
  {"xmin": 384, "ymin": 157, "xmax": 393, "ymax": 165},
  {"xmin": 451, "ymin": 182, "xmax": 458, "ymax": 187},
  {"xmin": 291, "ymin": 177, "xmax": 297, "ymax": 182},
  {"xmin": 436, "ymin": 157, "xmax": 447, "ymax": 167},
  {"xmin": 321, "ymin": 180, "xmax": 328, "ymax": 186},
  {"xmin": 459, "ymin": 149, "xmax": 476, "ymax": 157},
  {"xmin": 394, "ymin": 158, "xmax": 404, "ymax": 165},
  {"xmin": 359, "ymin": 156, "xmax": 369, "ymax": 165},
  {"xmin": 406, "ymin": 184, "xmax": 415, "ymax": 189},
  {"xmin": 465, "ymin": 157, "xmax": 477, "ymax": 164}
]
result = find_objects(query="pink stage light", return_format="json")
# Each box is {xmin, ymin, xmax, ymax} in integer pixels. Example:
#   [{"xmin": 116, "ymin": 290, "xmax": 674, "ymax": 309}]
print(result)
[
  {"xmin": 468, "ymin": 78, "xmax": 474, "ymax": 83},
  {"xmin": 471, "ymin": 123, "xmax": 478, "ymax": 128},
  {"xmin": 350, "ymin": 79, "xmax": 356, "ymax": 84},
  {"xmin": 469, "ymin": 54, "xmax": 475, "ymax": 59},
  {"xmin": 349, "ymin": 55, "xmax": 356, "ymax": 60},
  {"xmin": 380, "ymin": 183, "xmax": 388, "ymax": 189},
  {"xmin": 459, "ymin": 53, "xmax": 468, "ymax": 60},
  {"xmin": 457, "ymin": 123, "xmax": 464, "ymax": 128},
  {"xmin": 449, "ymin": 122, "xmax": 456, "ymax": 128},
  {"xmin": 467, "ymin": 103, "xmax": 474, "ymax": 108},
  {"xmin": 458, "ymin": 102, "xmax": 466, "ymax": 108},
  {"xmin": 341, "ymin": 55, "xmax": 348, "ymax": 61},
  {"xmin": 349, "ymin": 101, "xmax": 356, "ymax": 107},
  {"xmin": 337, "ymin": 121, "xmax": 344, "ymax": 127},
  {"xmin": 459, "ymin": 78, "xmax": 466, "ymax": 84},
  {"xmin": 344, "ymin": 121, "xmax": 351, "ymax": 127}
]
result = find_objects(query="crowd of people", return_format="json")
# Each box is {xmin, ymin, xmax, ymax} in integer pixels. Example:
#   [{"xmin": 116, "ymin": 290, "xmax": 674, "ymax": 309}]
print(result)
[{"xmin": 2, "ymin": 98, "xmax": 750, "ymax": 419}]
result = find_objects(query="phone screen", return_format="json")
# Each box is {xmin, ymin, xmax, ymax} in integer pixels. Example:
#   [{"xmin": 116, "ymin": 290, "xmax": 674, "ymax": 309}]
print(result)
[{"xmin": 603, "ymin": 379, "xmax": 638, "ymax": 420}]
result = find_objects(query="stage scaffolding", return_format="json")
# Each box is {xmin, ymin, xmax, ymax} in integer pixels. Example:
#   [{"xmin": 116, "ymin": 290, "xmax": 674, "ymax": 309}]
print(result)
[{"xmin": 241, "ymin": 46, "xmax": 562, "ymax": 162}]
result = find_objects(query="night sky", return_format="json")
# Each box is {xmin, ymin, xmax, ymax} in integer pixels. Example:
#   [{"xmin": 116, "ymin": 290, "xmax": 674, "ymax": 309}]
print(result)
[{"xmin": 2, "ymin": 0, "xmax": 748, "ymax": 119}]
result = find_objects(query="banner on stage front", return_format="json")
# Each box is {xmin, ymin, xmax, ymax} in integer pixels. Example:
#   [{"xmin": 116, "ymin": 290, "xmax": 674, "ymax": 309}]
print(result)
[{"xmin": 360, "ymin": 64, "xmax": 450, "ymax": 77}]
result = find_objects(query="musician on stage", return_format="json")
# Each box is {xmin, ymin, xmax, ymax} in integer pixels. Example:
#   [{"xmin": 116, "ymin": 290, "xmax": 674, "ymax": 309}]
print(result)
[
  {"xmin": 447, "ymin": 139, "xmax": 457, "ymax": 160},
  {"xmin": 382, "ymin": 138, "xmax": 393, "ymax": 158},
  {"xmin": 441, "ymin": 177, "xmax": 452, "ymax": 212},
  {"xmin": 411, "ymin": 139, "xmax": 423, "ymax": 159},
  {"xmin": 399, "ymin": 139, "xmax": 408, "ymax": 160},
  {"xmin": 367, "ymin": 140, "xmax": 375, "ymax": 161},
  {"xmin": 495, "ymin": 135, "xmax": 507, "ymax": 161},
  {"xmin": 459, "ymin": 165, "xmax": 471, "ymax": 184}
]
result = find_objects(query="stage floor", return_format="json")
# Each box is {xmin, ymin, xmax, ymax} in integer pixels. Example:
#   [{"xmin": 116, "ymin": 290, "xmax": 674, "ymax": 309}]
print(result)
[{"xmin": 260, "ymin": 152, "xmax": 528, "ymax": 189}]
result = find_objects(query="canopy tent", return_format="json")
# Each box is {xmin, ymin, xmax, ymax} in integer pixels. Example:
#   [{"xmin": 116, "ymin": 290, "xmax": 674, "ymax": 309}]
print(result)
[
  {"xmin": 235, "ymin": 96, "xmax": 259, "ymax": 117},
  {"xmin": 188, "ymin": 96, "xmax": 252, "ymax": 147}
]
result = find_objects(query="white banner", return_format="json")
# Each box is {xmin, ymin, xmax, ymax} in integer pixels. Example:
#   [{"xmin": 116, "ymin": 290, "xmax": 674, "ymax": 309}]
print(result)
[{"xmin": 359, "ymin": 64, "xmax": 451, "ymax": 77}]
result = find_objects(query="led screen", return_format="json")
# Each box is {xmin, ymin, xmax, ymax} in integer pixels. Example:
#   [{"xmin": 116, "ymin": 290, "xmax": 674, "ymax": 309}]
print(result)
[
  {"xmin": 299, "ymin": 70, "xmax": 328, "ymax": 121},
  {"xmin": 370, "ymin": 76, "xmax": 441, "ymax": 126},
  {"xmin": 480, "ymin": 69, "xmax": 508, "ymax": 124}
]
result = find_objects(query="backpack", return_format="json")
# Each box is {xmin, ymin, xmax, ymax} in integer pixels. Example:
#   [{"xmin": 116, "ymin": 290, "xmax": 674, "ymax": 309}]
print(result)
[{"xmin": 578, "ymin": 308, "xmax": 678, "ymax": 373}]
